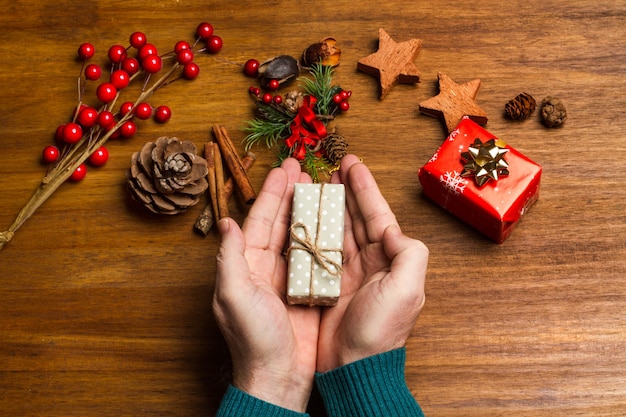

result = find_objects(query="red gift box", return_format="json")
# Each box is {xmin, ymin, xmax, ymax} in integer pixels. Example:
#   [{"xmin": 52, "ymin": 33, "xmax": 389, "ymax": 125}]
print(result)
[{"xmin": 418, "ymin": 117, "xmax": 542, "ymax": 243}]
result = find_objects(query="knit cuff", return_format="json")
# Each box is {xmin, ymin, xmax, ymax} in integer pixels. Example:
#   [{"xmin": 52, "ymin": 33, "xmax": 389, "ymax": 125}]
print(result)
[
  {"xmin": 215, "ymin": 385, "xmax": 310, "ymax": 417},
  {"xmin": 315, "ymin": 348, "xmax": 424, "ymax": 417}
]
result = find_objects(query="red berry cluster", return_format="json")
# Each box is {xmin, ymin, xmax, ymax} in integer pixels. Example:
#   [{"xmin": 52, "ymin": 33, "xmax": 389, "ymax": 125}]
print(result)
[
  {"xmin": 332, "ymin": 89, "xmax": 352, "ymax": 112},
  {"xmin": 196, "ymin": 22, "xmax": 223, "ymax": 54},
  {"xmin": 247, "ymin": 86, "xmax": 284, "ymax": 105},
  {"xmin": 42, "ymin": 23, "xmax": 219, "ymax": 182}
]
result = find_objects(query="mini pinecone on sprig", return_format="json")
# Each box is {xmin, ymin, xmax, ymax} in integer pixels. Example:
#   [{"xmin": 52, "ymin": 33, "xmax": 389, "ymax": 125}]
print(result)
[
  {"xmin": 504, "ymin": 92, "xmax": 537, "ymax": 120},
  {"xmin": 127, "ymin": 136, "xmax": 208, "ymax": 215},
  {"xmin": 323, "ymin": 130, "xmax": 349, "ymax": 165}
]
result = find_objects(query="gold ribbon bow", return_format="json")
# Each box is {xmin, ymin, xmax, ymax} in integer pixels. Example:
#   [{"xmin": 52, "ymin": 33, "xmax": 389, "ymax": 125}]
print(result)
[{"xmin": 461, "ymin": 138, "xmax": 509, "ymax": 186}]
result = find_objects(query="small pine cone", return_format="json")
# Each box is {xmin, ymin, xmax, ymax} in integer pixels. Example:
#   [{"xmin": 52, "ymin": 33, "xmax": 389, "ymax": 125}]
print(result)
[
  {"xmin": 322, "ymin": 132, "xmax": 349, "ymax": 165},
  {"xmin": 127, "ymin": 137, "xmax": 208, "ymax": 215},
  {"xmin": 540, "ymin": 96, "xmax": 567, "ymax": 127},
  {"xmin": 282, "ymin": 91, "xmax": 304, "ymax": 113},
  {"xmin": 504, "ymin": 92, "xmax": 537, "ymax": 120}
]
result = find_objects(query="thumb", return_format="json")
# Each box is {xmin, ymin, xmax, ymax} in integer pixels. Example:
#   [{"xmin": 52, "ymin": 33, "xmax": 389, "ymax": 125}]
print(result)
[
  {"xmin": 382, "ymin": 224, "xmax": 428, "ymax": 309},
  {"xmin": 215, "ymin": 218, "xmax": 250, "ymax": 294}
]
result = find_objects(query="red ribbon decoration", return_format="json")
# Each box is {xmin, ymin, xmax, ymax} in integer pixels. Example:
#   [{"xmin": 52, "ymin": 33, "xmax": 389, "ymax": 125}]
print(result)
[{"xmin": 285, "ymin": 95, "xmax": 327, "ymax": 160}]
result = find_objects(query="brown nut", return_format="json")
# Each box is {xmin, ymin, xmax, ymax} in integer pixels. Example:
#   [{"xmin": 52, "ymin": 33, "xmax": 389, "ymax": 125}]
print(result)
[
  {"xmin": 258, "ymin": 55, "xmax": 300, "ymax": 88},
  {"xmin": 540, "ymin": 96, "xmax": 567, "ymax": 128},
  {"xmin": 302, "ymin": 37, "xmax": 341, "ymax": 67}
]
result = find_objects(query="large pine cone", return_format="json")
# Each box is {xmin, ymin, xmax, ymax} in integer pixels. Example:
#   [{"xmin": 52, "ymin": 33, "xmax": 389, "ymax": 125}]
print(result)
[{"xmin": 127, "ymin": 137, "xmax": 208, "ymax": 215}]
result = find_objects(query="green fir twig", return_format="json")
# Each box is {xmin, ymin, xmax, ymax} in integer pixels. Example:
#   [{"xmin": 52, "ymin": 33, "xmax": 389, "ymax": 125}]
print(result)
[
  {"xmin": 300, "ymin": 63, "xmax": 337, "ymax": 115},
  {"xmin": 243, "ymin": 101, "xmax": 295, "ymax": 151}
]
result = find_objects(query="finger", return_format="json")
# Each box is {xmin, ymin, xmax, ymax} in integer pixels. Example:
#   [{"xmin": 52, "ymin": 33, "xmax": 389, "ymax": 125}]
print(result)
[
  {"xmin": 335, "ymin": 154, "xmax": 362, "ymax": 184},
  {"xmin": 337, "ymin": 155, "xmax": 369, "ymax": 251},
  {"xmin": 299, "ymin": 171, "xmax": 312, "ymax": 183},
  {"xmin": 344, "ymin": 158, "xmax": 398, "ymax": 246},
  {"xmin": 330, "ymin": 160, "xmax": 358, "ymax": 261},
  {"xmin": 267, "ymin": 158, "xmax": 308, "ymax": 251},
  {"xmin": 241, "ymin": 164, "xmax": 290, "ymax": 251}
]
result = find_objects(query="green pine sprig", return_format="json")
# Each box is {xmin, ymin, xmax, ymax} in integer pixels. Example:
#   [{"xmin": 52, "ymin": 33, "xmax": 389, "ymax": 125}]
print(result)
[
  {"xmin": 242, "ymin": 119, "xmax": 290, "ymax": 151},
  {"xmin": 300, "ymin": 63, "xmax": 338, "ymax": 115},
  {"xmin": 242, "ymin": 102, "xmax": 294, "ymax": 151}
]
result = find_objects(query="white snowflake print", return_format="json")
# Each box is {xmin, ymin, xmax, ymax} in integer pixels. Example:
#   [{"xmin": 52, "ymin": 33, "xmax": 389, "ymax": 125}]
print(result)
[
  {"xmin": 428, "ymin": 151, "xmax": 439, "ymax": 163},
  {"xmin": 448, "ymin": 128, "xmax": 461, "ymax": 142},
  {"xmin": 439, "ymin": 170, "xmax": 467, "ymax": 195}
]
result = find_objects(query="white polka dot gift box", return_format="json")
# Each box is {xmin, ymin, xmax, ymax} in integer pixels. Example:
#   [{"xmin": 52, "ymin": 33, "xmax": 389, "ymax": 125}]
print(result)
[
  {"xmin": 287, "ymin": 183, "xmax": 345, "ymax": 306},
  {"xmin": 418, "ymin": 117, "xmax": 542, "ymax": 243}
]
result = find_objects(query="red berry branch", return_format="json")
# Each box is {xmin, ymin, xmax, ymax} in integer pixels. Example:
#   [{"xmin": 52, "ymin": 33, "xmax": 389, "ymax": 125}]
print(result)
[{"xmin": 0, "ymin": 22, "xmax": 222, "ymax": 251}]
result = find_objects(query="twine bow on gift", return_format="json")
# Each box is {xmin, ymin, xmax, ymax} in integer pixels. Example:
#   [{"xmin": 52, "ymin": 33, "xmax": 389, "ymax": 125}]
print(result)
[
  {"xmin": 285, "ymin": 95, "xmax": 327, "ymax": 160},
  {"xmin": 290, "ymin": 223, "xmax": 343, "ymax": 274},
  {"xmin": 288, "ymin": 183, "xmax": 343, "ymax": 306},
  {"xmin": 289, "ymin": 223, "xmax": 343, "ymax": 306}
]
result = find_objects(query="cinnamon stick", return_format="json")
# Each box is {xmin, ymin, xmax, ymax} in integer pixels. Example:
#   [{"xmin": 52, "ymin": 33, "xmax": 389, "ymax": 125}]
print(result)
[
  {"xmin": 212, "ymin": 125, "xmax": 256, "ymax": 204},
  {"xmin": 205, "ymin": 142, "xmax": 219, "ymax": 224},
  {"xmin": 214, "ymin": 142, "xmax": 229, "ymax": 219},
  {"xmin": 224, "ymin": 152, "xmax": 256, "ymax": 198},
  {"xmin": 194, "ymin": 152, "xmax": 256, "ymax": 236}
]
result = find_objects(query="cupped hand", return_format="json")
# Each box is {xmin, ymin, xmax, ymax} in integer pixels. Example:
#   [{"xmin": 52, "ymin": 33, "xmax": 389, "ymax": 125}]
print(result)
[
  {"xmin": 212, "ymin": 158, "xmax": 320, "ymax": 412},
  {"xmin": 316, "ymin": 154, "xmax": 429, "ymax": 373}
]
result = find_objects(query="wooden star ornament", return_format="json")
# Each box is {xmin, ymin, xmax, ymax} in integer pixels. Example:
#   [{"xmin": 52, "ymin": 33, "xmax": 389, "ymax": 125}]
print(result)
[
  {"xmin": 357, "ymin": 28, "xmax": 422, "ymax": 99},
  {"xmin": 419, "ymin": 72, "xmax": 488, "ymax": 134}
]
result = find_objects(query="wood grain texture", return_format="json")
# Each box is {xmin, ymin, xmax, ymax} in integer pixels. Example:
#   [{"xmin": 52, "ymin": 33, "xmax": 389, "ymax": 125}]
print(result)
[{"xmin": 1, "ymin": 0, "xmax": 625, "ymax": 415}]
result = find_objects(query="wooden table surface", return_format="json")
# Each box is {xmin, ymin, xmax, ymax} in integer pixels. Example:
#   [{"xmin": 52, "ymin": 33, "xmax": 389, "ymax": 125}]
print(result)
[{"xmin": 1, "ymin": 0, "xmax": 625, "ymax": 415}]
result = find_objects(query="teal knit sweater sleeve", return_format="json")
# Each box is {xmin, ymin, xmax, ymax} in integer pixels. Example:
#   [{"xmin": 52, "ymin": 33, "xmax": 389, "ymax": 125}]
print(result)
[
  {"xmin": 315, "ymin": 348, "xmax": 425, "ymax": 417},
  {"xmin": 215, "ymin": 385, "xmax": 310, "ymax": 417}
]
